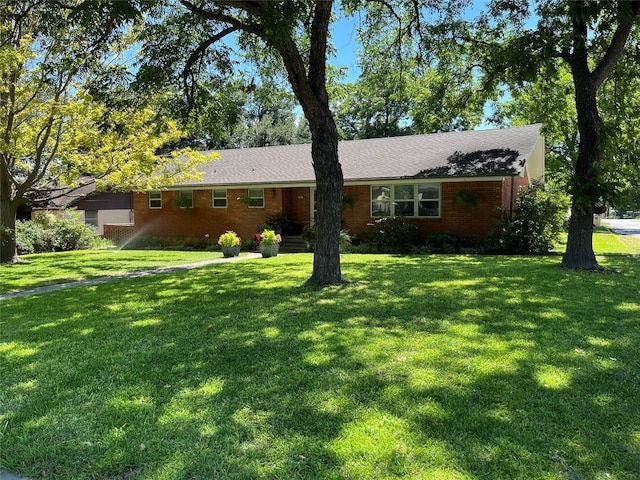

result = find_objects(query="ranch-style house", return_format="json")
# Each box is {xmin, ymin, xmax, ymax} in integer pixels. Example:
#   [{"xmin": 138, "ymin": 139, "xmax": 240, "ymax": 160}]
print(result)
[{"xmin": 116, "ymin": 123, "xmax": 544, "ymax": 246}]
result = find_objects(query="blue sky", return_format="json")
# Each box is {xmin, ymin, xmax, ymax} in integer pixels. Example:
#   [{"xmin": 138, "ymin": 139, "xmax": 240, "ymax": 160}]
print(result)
[
  {"xmin": 325, "ymin": 6, "xmax": 496, "ymax": 130},
  {"xmin": 326, "ymin": 1, "xmax": 490, "ymax": 84},
  {"xmin": 329, "ymin": 14, "xmax": 362, "ymax": 83}
]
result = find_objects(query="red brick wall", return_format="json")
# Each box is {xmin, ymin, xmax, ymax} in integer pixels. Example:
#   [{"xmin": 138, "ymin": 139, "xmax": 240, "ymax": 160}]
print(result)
[
  {"xmin": 438, "ymin": 181, "xmax": 503, "ymax": 239},
  {"xmin": 134, "ymin": 188, "xmax": 287, "ymax": 243},
  {"xmin": 282, "ymin": 187, "xmax": 312, "ymax": 228},
  {"xmin": 135, "ymin": 178, "xmax": 528, "ymax": 243},
  {"xmin": 501, "ymin": 169, "xmax": 530, "ymax": 212},
  {"xmin": 341, "ymin": 185, "xmax": 369, "ymax": 232},
  {"xmin": 341, "ymin": 181, "xmax": 505, "ymax": 240},
  {"xmin": 103, "ymin": 224, "xmax": 136, "ymax": 243}
]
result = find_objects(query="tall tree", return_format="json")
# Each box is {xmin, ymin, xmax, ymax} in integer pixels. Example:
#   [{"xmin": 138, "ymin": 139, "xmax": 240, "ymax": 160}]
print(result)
[
  {"xmin": 134, "ymin": 1, "xmax": 465, "ymax": 285},
  {"xmin": 468, "ymin": 0, "xmax": 640, "ymax": 270},
  {"xmin": 136, "ymin": 1, "xmax": 471, "ymax": 285},
  {"xmin": 135, "ymin": 0, "xmax": 343, "ymax": 285},
  {"xmin": 332, "ymin": 19, "xmax": 417, "ymax": 140},
  {"xmin": 334, "ymin": 1, "xmax": 484, "ymax": 140},
  {"xmin": 333, "ymin": 67, "xmax": 415, "ymax": 140},
  {"xmin": 226, "ymin": 80, "xmax": 311, "ymax": 148},
  {"xmin": 492, "ymin": 57, "xmax": 640, "ymax": 215},
  {"xmin": 155, "ymin": 80, "xmax": 310, "ymax": 151},
  {"xmin": 0, "ymin": 1, "xmax": 210, "ymax": 263}
]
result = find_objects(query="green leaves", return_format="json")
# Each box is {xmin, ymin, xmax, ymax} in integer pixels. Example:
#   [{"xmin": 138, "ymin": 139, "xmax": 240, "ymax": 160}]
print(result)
[{"xmin": 0, "ymin": 0, "xmax": 219, "ymax": 262}]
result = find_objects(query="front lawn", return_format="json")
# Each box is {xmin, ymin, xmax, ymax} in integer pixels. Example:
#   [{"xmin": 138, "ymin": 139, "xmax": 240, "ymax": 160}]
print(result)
[
  {"xmin": 1, "ymin": 247, "xmax": 638, "ymax": 479},
  {"xmin": 593, "ymin": 227, "xmax": 640, "ymax": 256},
  {"xmin": 0, "ymin": 250, "xmax": 227, "ymax": 294}
]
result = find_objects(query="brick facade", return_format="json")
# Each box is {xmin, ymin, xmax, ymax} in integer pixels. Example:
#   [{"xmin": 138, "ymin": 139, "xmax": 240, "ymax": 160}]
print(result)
[
  {"xmin": 134, "ymin": 171, "xmax": 532, "ymax": 243},
  {"xmin": 341, "ymin": 181, "xmax": 504, "ymax": 240},
  {"xmin": 103, "ymin": 224, "xmax": 136, "ymax": 243},
  {"xmin": 501, "ymin": 169, "xmax": 531, "ymax": 212},
  {"xmin": 133, "ymin": 188, "xmax": 312, "ymax": 243}
]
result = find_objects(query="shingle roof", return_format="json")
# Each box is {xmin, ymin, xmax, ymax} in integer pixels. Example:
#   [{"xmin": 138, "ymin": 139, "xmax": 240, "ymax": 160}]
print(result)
[{"xmin": 182, "ymin": 124, "xmax": 543, "ymax": 187}]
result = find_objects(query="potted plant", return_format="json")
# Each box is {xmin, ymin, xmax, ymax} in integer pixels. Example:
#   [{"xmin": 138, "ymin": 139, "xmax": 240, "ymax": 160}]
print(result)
[
  {"xmin": 256, "ymin": 229, "xmax": 281, "ymax": 257},
  {"xmin": 454, "ymin": 189, "xmax": 481, "ymax": 208},
  {"xmin": 217, "ymin": 230, "xmax": 242, "ymax": 257}
]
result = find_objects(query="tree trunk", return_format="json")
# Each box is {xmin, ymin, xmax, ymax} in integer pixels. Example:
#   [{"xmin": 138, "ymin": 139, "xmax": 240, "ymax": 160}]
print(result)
[
  {"xmin": 560, "ymin": 2, "xmax": 640, "ymax": 269},
  {"xmin": 562, "ymin": 208, "xmax": 597, "ymax": 269},
  {"xmin": 175, "ymin": 0, "xmax": 345, "ymax": 285},
  {"xmin": 562, "ymin": 73, "xmax": 600, "ymax": 270},
  {"xmin": 0, "ymin": 195, "xmax": 20, "ymax": 264},
  {"xmin": 272, "ymin": 0, "xmax": 342, "ymax": 286},
  {"xmin": 307, "ymin": 110, "xmax": 343, "ymax": 286}
]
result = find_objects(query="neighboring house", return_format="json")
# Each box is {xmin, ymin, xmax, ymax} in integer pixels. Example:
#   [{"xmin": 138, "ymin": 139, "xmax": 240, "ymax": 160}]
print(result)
[
  {"xmin": 132, "ymin": 124, "xmax": 544, "ymax": 244},
  {"xmin": 25, "ymin": 180, "xmax": 134, "ymax": 236}
]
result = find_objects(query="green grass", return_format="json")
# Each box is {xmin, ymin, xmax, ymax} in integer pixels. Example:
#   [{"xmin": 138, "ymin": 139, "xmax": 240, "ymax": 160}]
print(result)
[
  {"xmin": 1, "ymin": 241, "xmax": 639, "ymax": 479},
  {"xmin": 0, "ymin": 249, "xmax": 228, "ymax": 294},
  {"xmin": 594, "ymin": 227, "xmax": 640, "ymax": 256}
]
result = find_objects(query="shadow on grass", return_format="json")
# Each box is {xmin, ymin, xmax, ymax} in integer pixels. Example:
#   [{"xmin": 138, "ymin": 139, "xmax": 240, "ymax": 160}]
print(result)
[{"xmin": 1, "ymin": 254, "xmax": 639, "ymax": 479}]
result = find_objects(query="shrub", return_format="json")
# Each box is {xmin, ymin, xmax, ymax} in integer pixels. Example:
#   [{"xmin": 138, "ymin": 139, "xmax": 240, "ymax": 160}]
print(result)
[
  {"xmin": 262, "ymin": 213, "xmax": 293, "ymax": 234},
  {"xmin": 15, "ymin": 219, "xmax": 44, "ymax": 254},
  {"xmin": 243, "ymin": 238, "xmax": 257, "ymax": 251},
  {"xmin": 425, "ymin": 232, "xmax": 464, "ymax": 254},
  {"xmin": 486, "ymin": 182, "xmax": 569, "ymax": 255},
  {"xmin": 256, "ymin": 229, "xmax": 281, "ymax": 246},
  {"xmin": 302, "ymin": 225, "xmax": 352, "ymax": 253},
  {"xmin": 363, "ymin": 217, "xmax": 420, "ymax": 253},
  {"xmin": 301, "ymin": 225, "xmax": 315, "ymax": 251},
  {"xmin": 124, "ymin": 235, "xmax": 216, "ymax": 250},
  {"xmin": 16, "ymin": 209, "xmax": 96, "ymax": 254},
  {"xmin": 124, "ymin": 235, "xmax": 173, "ymax": 249},
  {"xmin": 182, "ymin": 237, "xmax": 216, "ymax": 250},
  {"xmin": 92, "ymin": 236, "xmax": 115, "ymax": 249},
  {"xmin": 218, "ymin": 231, "xmax": 242, "ymax": 247}
]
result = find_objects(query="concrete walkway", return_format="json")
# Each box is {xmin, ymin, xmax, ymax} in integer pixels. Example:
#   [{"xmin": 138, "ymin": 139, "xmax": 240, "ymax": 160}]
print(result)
[
  {"xmin": 602, "ymin": 218, "xmax": 640, "ymax": 238},
  {"xmin": 0, "ymin": 252, "xmax": 262, "ymax": 301},
  {"xmin": 0, "ymin": 471, "xmax": 29, "ymax": 480}
]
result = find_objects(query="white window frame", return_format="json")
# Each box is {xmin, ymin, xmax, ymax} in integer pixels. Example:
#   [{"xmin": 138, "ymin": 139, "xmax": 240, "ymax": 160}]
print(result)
[
  {"xmin": 149, "ymin": 191, "xmax": 162, "ymax": 209},
  {"xmin": 417, "ymin": 183, "xmax": 441, "ymax": 218},
  {"xmin": 247, "ymin": 188, "xmax": 264, "ymax": 208},
  {"xmin": 179, "ymin": 190, "xmax": 194, "ymax": 208},
  {"xmin": 370, "ymin": 183, "xmax": 441, "ymax": 218},
  {"xmin": 212, "ymin": 189, "xmax": 227, "ymax": 208}
]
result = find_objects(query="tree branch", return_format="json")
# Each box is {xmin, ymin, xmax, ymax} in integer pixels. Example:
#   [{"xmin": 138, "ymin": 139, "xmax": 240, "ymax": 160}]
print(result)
[
  {"xmin": 591, "ymin": 0, "xmax": 640, "ymax": 87},
  {"xmin": 182, "ymin": 26, "xmax": 238, "ymax": 109},
  {"xmin": 308, "ymin": 0, "xmax": 333, "ymax": 100},
  {"xmin": 179, "ymin": 0, "xmax": 264, "ymax": 38}
]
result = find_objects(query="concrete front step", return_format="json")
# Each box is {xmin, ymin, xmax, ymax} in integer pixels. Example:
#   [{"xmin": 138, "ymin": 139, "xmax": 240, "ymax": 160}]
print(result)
[{"xmin": 279, "ymin": 235, "xmax": 308, "ymax": 253}]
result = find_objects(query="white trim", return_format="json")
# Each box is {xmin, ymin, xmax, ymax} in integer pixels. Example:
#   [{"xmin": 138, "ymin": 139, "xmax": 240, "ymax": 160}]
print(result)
[
  {"xmin": 310, "ymin": 188, "xmax": 317, "ymax": 225},
  {"xmin": 149, "ymin": 190, "xmax": 162, "ymax": 209},
  {"xmin": 247, "ymin": 187, "xmax": 264, "ymax": 208},
  {"xmin": 179, "ymin": 190, "xmax": 194, "ymax": 208},
  {"xmin": 370, "ymin": 183, "xmax": 441, "ymax": 219},
  {"xmin": 171, "ymin": 175, "xmax": 515, "ymax": 190},
  {"xmin": 212, "ymin": 189, "xmax": 227, "ymax": 208}
]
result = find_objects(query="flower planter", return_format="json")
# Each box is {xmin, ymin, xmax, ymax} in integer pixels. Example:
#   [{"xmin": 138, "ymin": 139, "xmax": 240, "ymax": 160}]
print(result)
[
  {"xmin": 259, "ymin": 244, "xmax": 279, "ymax": 258},
  {"xmin": 221, "ymin": 245, "xmax": 241, "ymax": 258}
]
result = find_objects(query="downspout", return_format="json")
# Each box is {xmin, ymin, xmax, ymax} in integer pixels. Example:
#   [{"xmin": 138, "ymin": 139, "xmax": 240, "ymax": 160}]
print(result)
[
  {"xmin": 129, "ymin": 191, "xmax": 134, "ymax": 224},
  {"xmin": 510, "ymin": 175, "xmax": 515, "ymax": 220}
]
